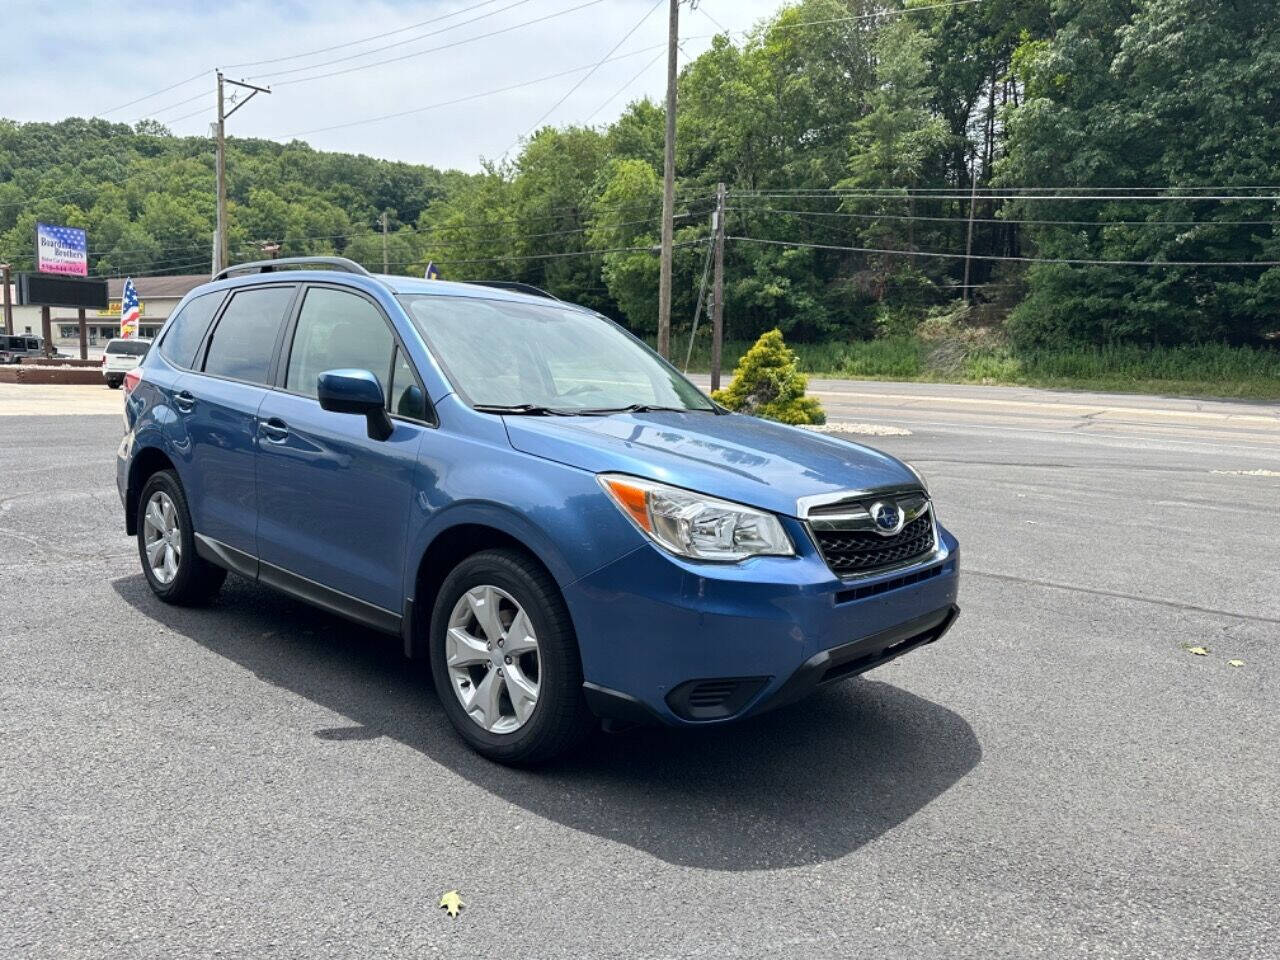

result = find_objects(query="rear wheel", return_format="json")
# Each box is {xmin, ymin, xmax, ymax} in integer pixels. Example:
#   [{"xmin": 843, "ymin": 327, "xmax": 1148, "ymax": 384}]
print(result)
[
  {"xmin": 429, "ymin": 549, "xmax": 592, "ymax": 764},
  {"xmin": 137, "ymin": 470, "xmax": 226, "ymax": 605}
]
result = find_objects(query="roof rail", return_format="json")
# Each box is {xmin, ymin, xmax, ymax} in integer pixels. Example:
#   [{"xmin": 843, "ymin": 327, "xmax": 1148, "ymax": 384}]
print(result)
[
  {"xmin": 462, "ymin": 280, "xmax": 560, "ymax": 301},
  {"xmin": 213, "ymin": 256, "xmax": 374, "ymax": 282}
]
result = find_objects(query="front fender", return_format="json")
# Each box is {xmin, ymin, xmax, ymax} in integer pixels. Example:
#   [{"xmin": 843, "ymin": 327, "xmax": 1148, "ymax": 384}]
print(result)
[{"xmin": 402, "ymin": 424, "xmax": 646, "ymax": 602}]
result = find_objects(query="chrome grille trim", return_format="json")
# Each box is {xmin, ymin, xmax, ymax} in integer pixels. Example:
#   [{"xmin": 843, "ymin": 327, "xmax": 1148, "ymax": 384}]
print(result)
[{"xmin": 797, "ymin": 485, "xmax": 948, "ymax": 580}]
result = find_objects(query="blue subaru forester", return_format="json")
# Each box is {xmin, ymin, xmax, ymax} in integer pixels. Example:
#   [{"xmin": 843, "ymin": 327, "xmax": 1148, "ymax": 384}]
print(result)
[{"xmin": 118, "ymin": 257, "xmax": 959, "ymax": 763}]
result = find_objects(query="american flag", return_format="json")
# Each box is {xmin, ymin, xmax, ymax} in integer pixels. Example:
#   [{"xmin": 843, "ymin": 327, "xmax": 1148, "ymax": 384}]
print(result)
[{"xmin": 120, "ymin": 278, "xmax": 141, "ymax": 338}]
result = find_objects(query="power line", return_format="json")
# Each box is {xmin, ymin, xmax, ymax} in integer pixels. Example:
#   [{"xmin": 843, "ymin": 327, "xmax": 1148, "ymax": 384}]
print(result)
[
  {"xmin": 583, "ymin": 48, "xmax": 666, "ymax": 123},
  {"xmin": 159, "ymin": 102, "xmax": 215, "ymax": 127},
  {"xmin": 506, "ymin": 0, "xmax": 665, "ymax": 155},
  {"xmin": 249, "ymin": 0, "xmax": 538, "ymax": 81},
  {"xmin": 270, "ymin": 0, "xmax": 610, "ymax": 88},
  {"xmin": 733, "ymin": 184, "xmax": 1280, "ymax": 191},
  {"xmin": 0, "ymin": 188, "xmax": 97, "ymax": 210},
  {"xmin": 744, "ymin": 0, "xmax": 983, "ymax": 34},
  {"xmin": 223, "ymin": 0, "xmax": 511, "ymax": 69},
  {"xmin": 728, "ymin": 234, "xmax": 1280, "ymax": 267},
  {"xmin": 377, "ymin": 237, "xmax": 707, "ymax": 267},
  {"xmin": 136, "ymin": 89, "xmax": 209, "ymax": 123},
  {"xmin": 280, "ymin": 44, "xmax": 666, "ymax": 139},
  {"xmin": 89, "ymin": 257, "xmax": 214, "ymax": 278},
  {"xmin": 734, "ymin": 189, "xmax": 1280, "ymax": 201},
  {"xmin": 727, "ymin": 205, "xmax": 1280, "ymax": 227},
  {"xmin": 78, "ymin": 205, "xmax": 712, "ymax": 261},
  {"xmin": 97, "ymin": 69, "xmax": 211, "ymax": 117},
  {"xmin": 697, "ymin": 3, "xmax": 729, "ymax": 34}
]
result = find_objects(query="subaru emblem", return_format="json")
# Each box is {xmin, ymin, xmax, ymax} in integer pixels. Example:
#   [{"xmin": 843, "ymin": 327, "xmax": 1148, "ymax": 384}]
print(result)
[{"xmin": 869, "ymin": 501, "xmax": 904, "ymax": 536}]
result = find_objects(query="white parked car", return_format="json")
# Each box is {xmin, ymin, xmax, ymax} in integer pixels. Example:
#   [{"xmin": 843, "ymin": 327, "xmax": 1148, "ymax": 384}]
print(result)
[{"xmin": 102, "ymin": 338, "xmax": 152, "ymax": 389}]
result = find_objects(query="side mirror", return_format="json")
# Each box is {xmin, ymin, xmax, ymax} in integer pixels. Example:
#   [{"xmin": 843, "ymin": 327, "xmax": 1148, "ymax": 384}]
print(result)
[{"xmin": 317, "ymin": 369, "xmax": 393, "ymax": 441}]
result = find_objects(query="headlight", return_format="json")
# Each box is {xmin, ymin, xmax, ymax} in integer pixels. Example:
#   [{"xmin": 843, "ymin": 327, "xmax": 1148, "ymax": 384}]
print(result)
[{"xmin": 598, "ymin": 474, "xmax": 794, "ymax": 562}]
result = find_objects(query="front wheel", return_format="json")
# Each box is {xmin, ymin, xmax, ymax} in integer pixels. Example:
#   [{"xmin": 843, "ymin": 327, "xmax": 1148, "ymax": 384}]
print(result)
[
  {"xmin": 136, "ymin": 470, "xmax": 226, "ymax": 605},
  {"xmin": 106, "ymin": 378, "xmax": 122, "ymax": 389},
  {"xmin": 429, "ymin": 549, "xmax": 592, "ymax": 764}
]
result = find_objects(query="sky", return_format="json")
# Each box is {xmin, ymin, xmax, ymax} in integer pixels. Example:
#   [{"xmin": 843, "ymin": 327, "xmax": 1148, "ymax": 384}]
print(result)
[{"xmin": 5, "ymin": 0, "xmax": 789, "ymax": 172}]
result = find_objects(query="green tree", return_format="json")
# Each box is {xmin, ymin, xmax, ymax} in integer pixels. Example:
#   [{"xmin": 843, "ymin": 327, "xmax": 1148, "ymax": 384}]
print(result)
[{"xmin": 1001, "ymin": 0, "xmax": 1280, "ymax": 346}]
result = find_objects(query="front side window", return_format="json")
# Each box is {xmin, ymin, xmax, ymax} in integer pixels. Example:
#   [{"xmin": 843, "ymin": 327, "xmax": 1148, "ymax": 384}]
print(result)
[
  {"xmin": 398, "ymin": 295, "xmax": 714, "ymax": 413},
  {"xmin": 160, "ymin": 290, "xmax": 223, "ymax": 369},
  {"xmin": 203, "ymin": 286, "xmax": 295, "ymax": 385},
  {"xmin": 286, "ymin": 287, "xmax": 393, "ymax": 399}
]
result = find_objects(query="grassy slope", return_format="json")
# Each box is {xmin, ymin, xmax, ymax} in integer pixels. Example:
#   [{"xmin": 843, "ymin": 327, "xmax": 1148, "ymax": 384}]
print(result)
[{"xmin": 680, "ymin": 337, "xmax": 1280, "ymax": 401}]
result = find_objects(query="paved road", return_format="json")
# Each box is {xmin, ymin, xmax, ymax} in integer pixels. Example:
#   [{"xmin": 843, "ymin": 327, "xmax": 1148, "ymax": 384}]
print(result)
[{"xmin": 1, "ymin": 381, "xmax": 1277, "ymax": 959}]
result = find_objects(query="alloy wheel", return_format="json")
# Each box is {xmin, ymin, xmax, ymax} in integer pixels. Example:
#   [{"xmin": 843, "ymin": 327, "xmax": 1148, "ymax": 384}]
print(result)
[
  {"xmin": 445, "ymin": 584, "xmax": 541, "ymax": 734},
  {"xmin": 143, "ymin": 490, "xmax": 182, "ymax": 585}
]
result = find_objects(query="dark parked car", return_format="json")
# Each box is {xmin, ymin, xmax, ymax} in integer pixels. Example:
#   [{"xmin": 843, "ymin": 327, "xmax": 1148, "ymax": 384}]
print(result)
[{"xmin": 0, "ymin": 334, "xmax": 44, "ymax": 363}]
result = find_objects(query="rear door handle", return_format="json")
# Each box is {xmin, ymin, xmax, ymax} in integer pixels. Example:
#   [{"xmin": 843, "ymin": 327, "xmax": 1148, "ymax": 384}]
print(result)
[
  {"xmin": 174, "ymin": 390, "xmax": 195, "ymax": 412},
  {"xmin": 260, "ymin": 417, "xmax": 289, "ymax": 442}
]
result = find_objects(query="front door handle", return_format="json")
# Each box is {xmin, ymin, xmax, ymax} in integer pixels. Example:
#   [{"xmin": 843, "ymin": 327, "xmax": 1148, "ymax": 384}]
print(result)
[
  {"xmin": 174, "ymin": 390, "xmax": 195, "ymax": 412},
  {"xmin": 260, "ymin": 417, "xmax": 289, "ymax": 442}
]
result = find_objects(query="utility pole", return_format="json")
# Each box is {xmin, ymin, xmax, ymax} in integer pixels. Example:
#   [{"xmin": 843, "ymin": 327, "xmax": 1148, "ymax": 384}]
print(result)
[
  {"xmin": 656, "ymin": 0, "xmax": 680, "ymax": 359},
  {"xmin": 381, "ymin": 211, "xmax": 390, "ymax": 274},
  {"xmin": 962, "ymin": 145, "xmax": 978, "ymax": 304},
  {"xmin": 215, "ymin": 71, "xmax": 271, "ymax": 275},
  {"xmin": 216, "ymin": 73, "xmax": 225, "ymax": 275},
  {"xmin": 1, "ymin": 262, "xmax": 12, "ymax": 335},
  {"xmin": 710, "ymin": 182, "xmax": 726, "ymax": 392}
]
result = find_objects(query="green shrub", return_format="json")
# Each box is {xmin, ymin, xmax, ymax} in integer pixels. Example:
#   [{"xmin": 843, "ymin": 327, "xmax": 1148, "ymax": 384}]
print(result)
[{"xmin": 711, "ymin": 329, "xmax": 826, "ymax": 425}]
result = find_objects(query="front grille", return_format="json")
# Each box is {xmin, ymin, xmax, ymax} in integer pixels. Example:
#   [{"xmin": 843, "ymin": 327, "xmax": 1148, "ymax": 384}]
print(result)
[{"xmin": 813, "ymin": 510, "xmax": 935, "ymax": 575}]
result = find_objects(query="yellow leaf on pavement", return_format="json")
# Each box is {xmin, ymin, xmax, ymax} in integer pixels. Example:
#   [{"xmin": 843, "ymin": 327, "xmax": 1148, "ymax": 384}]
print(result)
[
  {"xmin": 1228, "ymin": 659, "xmax": 1244, "ymax": 668},
  {"xmin": 1187, "ymin": 646, "xmax": 1209, "ymax": 656},
  {"xmin": 439, "ymin": 890, "xmax": 465, "ymax": 918}
]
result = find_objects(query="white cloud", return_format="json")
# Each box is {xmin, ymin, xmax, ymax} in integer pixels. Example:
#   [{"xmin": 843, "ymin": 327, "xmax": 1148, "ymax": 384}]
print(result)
[{"xmin": 4, "ymin": 0, "xmax": 787, "ymax": 171}]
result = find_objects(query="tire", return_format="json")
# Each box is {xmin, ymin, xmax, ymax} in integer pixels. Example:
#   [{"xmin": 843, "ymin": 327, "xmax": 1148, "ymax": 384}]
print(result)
[
  {"xmin": 106, "ymin": 378, "xmax": 122, "ymax": 389},
  {"xmin": 136, "ymin": 470, "xmax": 227, "ymax": 606},
  {"xmin": 429, "ymin": 548, "xmax": 592, "ymax": 764}
]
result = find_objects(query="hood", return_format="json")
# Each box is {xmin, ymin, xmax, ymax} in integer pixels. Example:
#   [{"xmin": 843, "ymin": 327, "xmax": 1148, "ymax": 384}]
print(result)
[{"xmin": 503, "ymin": 410, "xmax": 917, "ymax": 517}]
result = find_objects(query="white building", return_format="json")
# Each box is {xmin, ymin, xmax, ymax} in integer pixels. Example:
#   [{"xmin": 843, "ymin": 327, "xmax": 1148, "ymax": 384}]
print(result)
[{"xmin": 3, "ymin": 274, "xmax": 208, "ymax": 354}]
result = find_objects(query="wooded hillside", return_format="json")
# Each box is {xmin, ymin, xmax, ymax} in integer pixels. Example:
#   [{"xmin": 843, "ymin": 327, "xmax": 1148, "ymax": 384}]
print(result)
[{"xmin": 3, "ymin": 0, "xmax": 1277, "ymax": 349}]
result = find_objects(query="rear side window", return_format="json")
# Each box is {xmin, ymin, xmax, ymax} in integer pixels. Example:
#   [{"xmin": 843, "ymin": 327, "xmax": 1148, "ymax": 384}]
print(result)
[
  {"xmin": 285, "ymin": 287, "xmax": 393, "ymax": 398},
  {"xmin": 159, "ymin": 290, "xmax": 223, "ymax": 368},
  {"xmin": 203, "ymin": 286, "xmax": 295, "ymax": 385}
]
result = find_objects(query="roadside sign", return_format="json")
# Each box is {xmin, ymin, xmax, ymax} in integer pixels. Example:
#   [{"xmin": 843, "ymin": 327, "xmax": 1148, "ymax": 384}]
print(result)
[{"xmin": 35, "ymin": 223, "xmax": 88, "ymax": 277}]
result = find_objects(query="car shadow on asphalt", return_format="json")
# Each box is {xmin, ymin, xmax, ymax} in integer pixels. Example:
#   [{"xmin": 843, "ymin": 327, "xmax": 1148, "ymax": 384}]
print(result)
[{"xmin": 113, "ymin": 572, "xmax": 981, "ymax": 871}]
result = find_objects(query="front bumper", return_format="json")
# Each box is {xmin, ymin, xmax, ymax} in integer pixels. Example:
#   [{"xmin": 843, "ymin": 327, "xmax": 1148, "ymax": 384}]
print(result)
[{"xmin": 564, "ymin": 519, "xmax": 960, "ymax": 726}]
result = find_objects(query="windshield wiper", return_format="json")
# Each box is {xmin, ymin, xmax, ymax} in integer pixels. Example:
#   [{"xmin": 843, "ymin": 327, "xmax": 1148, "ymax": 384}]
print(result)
[
  {"xmin": 472, "ymin": 403, "xmax": 578, "ymax": 416},
  {"xmin": 577, "ymin": 403, "xmax": 713, "ymax": 415}
]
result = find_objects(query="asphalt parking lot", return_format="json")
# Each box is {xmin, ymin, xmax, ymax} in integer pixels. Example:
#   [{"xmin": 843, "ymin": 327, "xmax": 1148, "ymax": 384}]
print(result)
[{"xmin": 2, "ymin": 381, "xmax": 1277, "ymax": 959}]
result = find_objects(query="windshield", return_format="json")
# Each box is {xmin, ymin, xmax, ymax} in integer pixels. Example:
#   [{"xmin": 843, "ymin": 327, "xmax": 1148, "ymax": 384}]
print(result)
[{"xmin": 399, "ymin": 294, "xmax": 715, "ymax": 413}]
